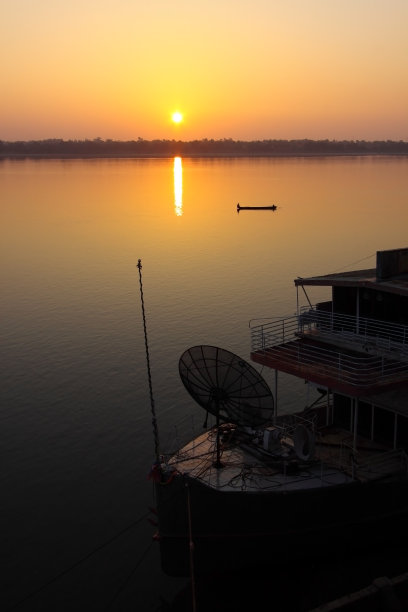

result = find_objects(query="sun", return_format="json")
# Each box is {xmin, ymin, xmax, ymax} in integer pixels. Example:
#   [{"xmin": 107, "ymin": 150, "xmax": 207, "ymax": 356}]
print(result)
[{"xmin": 172, "ymin": 111, "xmax": 183, "ymax": 124}]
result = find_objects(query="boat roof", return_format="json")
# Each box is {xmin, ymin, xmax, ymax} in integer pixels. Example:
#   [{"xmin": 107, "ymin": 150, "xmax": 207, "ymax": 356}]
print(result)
[
  {"xmin": 294, "ymin": 268, "xmax": 408, "ymax": 297},
  {"xmin": 295, "ymin": 248, "xmax": 408, "ymax": 296}
]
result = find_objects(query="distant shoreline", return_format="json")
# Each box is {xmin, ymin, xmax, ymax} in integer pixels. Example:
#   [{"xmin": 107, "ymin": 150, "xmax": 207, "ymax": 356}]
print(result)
[
  {"xmin": 2, "ymin": 153, "xmax": 408, "ymax": 161},
  {"xmin": 2, "ymin": 153, "xmax": 408, "ymax": 160},
  {"xmin": 1, "ymin": 138, "xmax": 407, "ymax": 159}
]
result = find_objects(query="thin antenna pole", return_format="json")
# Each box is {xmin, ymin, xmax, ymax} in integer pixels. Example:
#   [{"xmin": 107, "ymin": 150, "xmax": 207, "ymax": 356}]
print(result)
[
  {"xmin": 137, "ymin": 260, "xmax": 160, "ymax": 463},
  {"xmin": 186, "ymin": 482, "xmax": 197, "ymax": 612}
]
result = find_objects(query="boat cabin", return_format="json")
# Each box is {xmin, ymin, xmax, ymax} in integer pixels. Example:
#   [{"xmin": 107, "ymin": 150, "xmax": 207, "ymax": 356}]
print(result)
[{"xmin": 251, "ymin": 247, "xmax": 408, "ymax": 453}]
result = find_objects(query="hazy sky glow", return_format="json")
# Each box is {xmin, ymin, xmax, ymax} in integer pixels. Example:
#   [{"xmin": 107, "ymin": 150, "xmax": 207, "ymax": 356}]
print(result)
[{"xmin": 2, "ymin": 0, "xmax": 408, "ymax": 141}]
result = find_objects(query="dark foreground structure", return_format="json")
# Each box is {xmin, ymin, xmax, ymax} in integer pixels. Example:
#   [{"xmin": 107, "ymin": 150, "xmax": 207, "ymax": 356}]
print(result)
[{"xmin": 153, "ymin": 248, "xmax": 408, "ymax": 584}]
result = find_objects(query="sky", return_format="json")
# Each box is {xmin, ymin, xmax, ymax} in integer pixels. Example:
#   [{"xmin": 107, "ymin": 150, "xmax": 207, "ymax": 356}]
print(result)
[{"xmin": 1, "ymin": 0, "xmax": 408, "ymax": 141}]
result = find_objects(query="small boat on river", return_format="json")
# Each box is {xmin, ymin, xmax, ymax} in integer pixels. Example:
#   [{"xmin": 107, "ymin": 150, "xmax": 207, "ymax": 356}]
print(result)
[
  {"xmin": 237, "ymin": 203, "xmax": 277, "ymax": 211},
  {"xmin": 150, "ymin": 247, "xmax": 408, "ymax": 578}
]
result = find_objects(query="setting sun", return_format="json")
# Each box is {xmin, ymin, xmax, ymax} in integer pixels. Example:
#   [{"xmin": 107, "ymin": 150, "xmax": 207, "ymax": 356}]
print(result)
[{"xmin": 172, "ymin": 112, "xmax": 183, "ymax": 124}]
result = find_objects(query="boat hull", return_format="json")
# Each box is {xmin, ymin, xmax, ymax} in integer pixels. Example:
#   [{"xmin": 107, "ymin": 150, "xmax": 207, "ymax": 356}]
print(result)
[
  {"xmin": 155, "ymin": 472, "xmax": 408, "ymax": 577},
  {"xmin": 237, "ymin": 205, "xmax": 276, "ymax": 210}
]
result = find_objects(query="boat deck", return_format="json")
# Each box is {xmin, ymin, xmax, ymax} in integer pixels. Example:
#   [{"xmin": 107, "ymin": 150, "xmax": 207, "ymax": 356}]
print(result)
[
  {"xmin": 166, "ymin": 426, "xmax": 400, "ymax": 493},
  {"xmin": 163, "ymin": 419, "xmax": 408, "ymax": 492},
  {"xmin": 251, "ymin": 337, "xmax": 408, "ymax": 396}
]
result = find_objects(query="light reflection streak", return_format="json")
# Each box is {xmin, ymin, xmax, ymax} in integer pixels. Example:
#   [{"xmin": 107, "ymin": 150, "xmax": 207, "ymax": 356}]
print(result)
[{"xmin": 174, "ymin": 156, "xmax": 183, "ymax": 216}]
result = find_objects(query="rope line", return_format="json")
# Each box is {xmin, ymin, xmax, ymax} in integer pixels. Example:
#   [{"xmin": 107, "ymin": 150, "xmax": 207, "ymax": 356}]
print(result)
[
  {"xmin": 8, "ymin": 512, "xmax": 150, "ymax": 611},
  {"xmin": 104, "ymin": 540, "xmax": 155, "ymax": 611},
  {"xmin": 328, "ymin": 252, "xmax": 376, "ymax": 275},
  {"xmin": 137, "ymin": 259, "xmax": 160, "ymax": 463}
]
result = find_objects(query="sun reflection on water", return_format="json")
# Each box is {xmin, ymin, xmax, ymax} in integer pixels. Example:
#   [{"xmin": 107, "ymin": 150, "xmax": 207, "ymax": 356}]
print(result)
[{"xmin": 174, "ymin": 156, "xmax": 183, "ymax": 216}]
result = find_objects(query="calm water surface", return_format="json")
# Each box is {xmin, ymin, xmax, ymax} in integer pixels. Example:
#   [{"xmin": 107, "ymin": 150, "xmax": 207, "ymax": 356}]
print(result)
[{"xmin": 2, "ymin": 156, "xmax": 408, "ymax": 610}]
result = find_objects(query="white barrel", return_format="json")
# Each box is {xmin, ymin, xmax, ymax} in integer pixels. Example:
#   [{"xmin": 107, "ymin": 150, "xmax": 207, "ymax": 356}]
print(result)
[{"xmin": 294, "ymin": 424, "xmax": 315, "ymax": 461}]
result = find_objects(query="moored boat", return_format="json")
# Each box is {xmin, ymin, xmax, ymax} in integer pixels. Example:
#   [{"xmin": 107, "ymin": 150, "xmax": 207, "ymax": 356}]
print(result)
[{"xmin": 151, "ymin": 247, "xmax": 408, "ymax": 577}]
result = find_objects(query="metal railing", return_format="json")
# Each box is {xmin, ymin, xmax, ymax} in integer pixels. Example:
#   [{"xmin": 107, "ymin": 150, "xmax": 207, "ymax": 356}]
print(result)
[
  {"xmin": 324, "ymin": 437, "xmax": 408, "ymax": 480},
  {"xmin": 251, "ymin": 314, "xmax": 408, "ymax": 389},
  {"xmin": 299, "ymin": 307, "xmax": 408, "ymax": 358},
  {"xmin": 355, "ymin": 448, "xmax": 408, "ymax": 480}
]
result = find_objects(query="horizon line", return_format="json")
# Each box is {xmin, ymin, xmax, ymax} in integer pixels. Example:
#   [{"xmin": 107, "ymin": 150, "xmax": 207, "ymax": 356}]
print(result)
[{"xmin": 2, "ymin": 137, "xmax": 408, "ymax": 144}]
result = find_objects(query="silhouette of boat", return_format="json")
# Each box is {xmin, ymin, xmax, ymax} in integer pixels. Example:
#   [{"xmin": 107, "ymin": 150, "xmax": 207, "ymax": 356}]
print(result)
[
  {"xmin": 237, "ymin": 203, "xmax": 277, "ymax": 211},
  {"xmin": 148, "ymin": 247, "xmax": 408, "ymax": 579}
]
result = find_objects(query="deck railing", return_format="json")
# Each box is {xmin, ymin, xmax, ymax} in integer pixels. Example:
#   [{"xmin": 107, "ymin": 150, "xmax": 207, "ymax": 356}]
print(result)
[
  {"xmin": 298, "ymin": 307, "xmax": 408, "ymax": 358},
  {"xmin": 355, "ymin": 448, "xmax": 408, "ymax": 480},
  {"xmin": 324, "ymin": 438, "xmax": 408, "ymax": 480},
  {"xmin": 250, "ymin": 314, "xmax": 408, "ymax": 389}
]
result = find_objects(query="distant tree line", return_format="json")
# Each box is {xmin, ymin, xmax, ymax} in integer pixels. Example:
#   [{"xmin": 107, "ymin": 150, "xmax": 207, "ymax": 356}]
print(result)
[{"xmin": 1, "ymin": 137, "xmax": 408, "ymax": 158}]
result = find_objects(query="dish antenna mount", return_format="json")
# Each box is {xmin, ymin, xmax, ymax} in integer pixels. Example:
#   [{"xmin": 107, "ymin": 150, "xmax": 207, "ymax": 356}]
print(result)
[{"xmin": 179, "ymin": 345, "xmax": 275, "ymax": 468}]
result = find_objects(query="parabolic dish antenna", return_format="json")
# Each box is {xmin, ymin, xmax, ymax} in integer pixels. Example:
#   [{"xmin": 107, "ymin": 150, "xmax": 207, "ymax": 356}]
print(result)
[{"xmin": 179, "ymin": 345, "xmax": 274, "ymax": 428}]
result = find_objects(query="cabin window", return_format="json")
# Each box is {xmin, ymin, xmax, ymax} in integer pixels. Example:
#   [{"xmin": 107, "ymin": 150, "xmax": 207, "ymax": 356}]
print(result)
[
  {"xmin": 333, "ymin": 395, "xmax": 351, "ymax": 430},
  {"xmin": 397, "ymin": 414, "xmax": 408, "ymax": 451},
  {"xmin": 333, "ymin": 287, "xmax": 357, "ymax": 316},
  {"xmin": 356, "ymin": 401, "xmax": 372, "ymax": 438},
  {"xmin": 360, "ymin": 291, "xmax": 408, "ymax": 326},
  {"xmin": 373, "ymin": 407, "xmax": 394, "ymax": 447}
]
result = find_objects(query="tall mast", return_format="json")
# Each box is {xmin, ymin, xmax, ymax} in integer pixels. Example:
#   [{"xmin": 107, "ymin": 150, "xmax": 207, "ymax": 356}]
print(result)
[{"xmin": 137, "ymin": 260, "xmax": 160, "ymax": 463}]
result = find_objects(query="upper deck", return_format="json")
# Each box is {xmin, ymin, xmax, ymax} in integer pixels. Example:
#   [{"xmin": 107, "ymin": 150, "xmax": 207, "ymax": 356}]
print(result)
[
  {"xmin": 251, "ymin": 248, "xmax": 408, "ymax": 396},
  {"xmin": 250, "ymin": 309, "xmax": 408, "ymax": 396}
]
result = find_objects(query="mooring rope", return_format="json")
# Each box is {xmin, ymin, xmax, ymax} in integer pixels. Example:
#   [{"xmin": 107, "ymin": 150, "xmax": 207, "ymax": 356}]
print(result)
[
  {"xmin": 7, "ymin": 513, "xmax": 151, "ymax": 610},
  {"xmin": 104, "ymin": 539, "xmax": 155, "ymax": 611},
  {"xmin": 137, "ymin": 259, "xmax": 160, "ymax": 464}
]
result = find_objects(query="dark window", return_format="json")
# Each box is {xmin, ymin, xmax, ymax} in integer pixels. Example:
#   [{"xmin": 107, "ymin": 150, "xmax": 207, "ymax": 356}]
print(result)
[
  {"xmin": 357, "ymin": 401, "xmax": 372, "ymax": 438},
  {"xmin": 373, "ymin": 407, "xmax": 395, "ymax": 447},
  {"xmin": 333, "ymin": 395, "xmax": 351, "ymax": 430},
  {"xmin": 333, "ymin": 287, "xmax": 357, "ymax": 316},
  {"xmin": 397, "ymin": 415, "xmax": 408, "ymax": 451}
]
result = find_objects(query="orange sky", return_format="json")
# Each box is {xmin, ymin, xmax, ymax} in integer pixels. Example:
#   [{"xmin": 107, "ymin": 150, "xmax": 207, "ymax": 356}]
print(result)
[{"xmin": 2, "ymin": 0, "xmax": 408, "ymax": 141}]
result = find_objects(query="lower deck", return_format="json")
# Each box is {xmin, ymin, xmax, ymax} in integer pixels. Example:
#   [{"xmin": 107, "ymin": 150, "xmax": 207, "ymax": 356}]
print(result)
[{"xmin": 164, "ymin": 415, "xmax": 407, "ymax": 493}]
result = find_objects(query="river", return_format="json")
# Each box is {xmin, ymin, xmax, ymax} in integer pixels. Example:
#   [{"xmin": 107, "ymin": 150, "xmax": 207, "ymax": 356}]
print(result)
[{"xmin": 2, "ymin": 156, "xmax": 408, "ymax": 610}]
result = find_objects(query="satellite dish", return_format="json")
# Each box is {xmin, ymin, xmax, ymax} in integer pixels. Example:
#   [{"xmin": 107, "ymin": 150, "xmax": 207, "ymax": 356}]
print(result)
[{"xmin": 179, "ymin": 345, "xmax": 274, "ymax": 428}]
